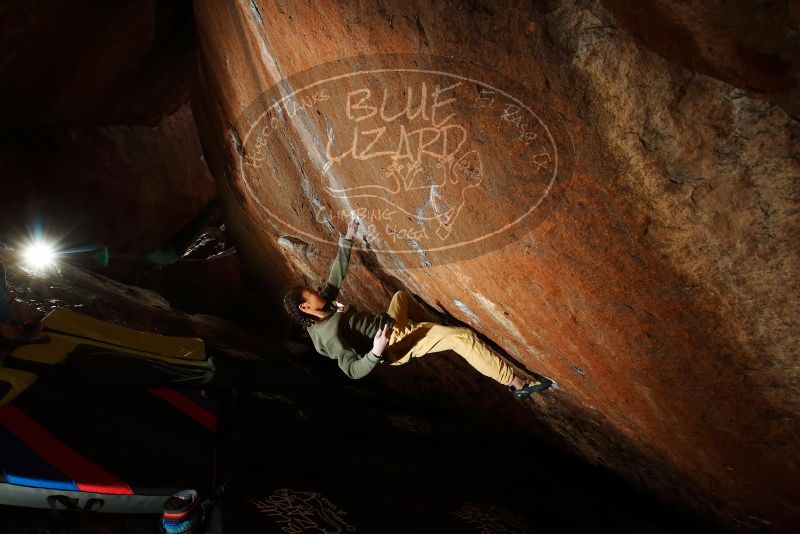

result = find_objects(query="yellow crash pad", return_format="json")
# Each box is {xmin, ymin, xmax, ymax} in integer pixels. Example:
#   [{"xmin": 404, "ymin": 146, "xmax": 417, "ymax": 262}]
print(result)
[
  {"xmin": 11, "ymin": 332, "xmax": 210, "ymax": 369},
  {"xmin": 42, "ymin": 308, "xmax": 206, "ymax": 361},
  {"xmin": 0, "ymin": 367, "xmax": 38, "ymax": 406}
]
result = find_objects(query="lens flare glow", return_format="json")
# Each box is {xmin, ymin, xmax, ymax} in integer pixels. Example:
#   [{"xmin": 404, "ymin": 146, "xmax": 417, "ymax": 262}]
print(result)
[{"xmin": 23, "ymin": 241, "xmax": 56, "ymax": 269}]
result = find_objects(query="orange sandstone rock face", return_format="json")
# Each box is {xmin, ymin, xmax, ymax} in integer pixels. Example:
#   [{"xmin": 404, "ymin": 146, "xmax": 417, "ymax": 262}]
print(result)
[
  {"xmin": 192, "ymin": 0, "xmax": 800, "ymax": 530},
  {"xmin": 601, "ymin": 0, "xmax": 800, "ymax": 116}
]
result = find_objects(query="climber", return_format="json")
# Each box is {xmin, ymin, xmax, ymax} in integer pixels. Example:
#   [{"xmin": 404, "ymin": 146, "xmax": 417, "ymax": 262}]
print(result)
[{"xmin": 282, "ymin": 216, "xmax": 552, "ymax": 400}]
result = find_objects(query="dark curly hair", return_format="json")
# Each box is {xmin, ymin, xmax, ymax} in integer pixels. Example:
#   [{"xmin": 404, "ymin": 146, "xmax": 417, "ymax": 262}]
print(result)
[{"xmin": 282, "ymin": 285, "xmax": 320, "ymax": 330}]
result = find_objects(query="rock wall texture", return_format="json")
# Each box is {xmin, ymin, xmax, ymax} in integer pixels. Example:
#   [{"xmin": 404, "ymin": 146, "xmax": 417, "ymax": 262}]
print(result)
[
  {"xmin": 191, "ymin": 0, "xmax": 799, "ymax": 530},
  {"xmin": 0, "ymin": 0, "xmax": 196, "ymax": 127},
  {"xmin": 0, "ymin": 1, "xmax": 222, "ymax": 306}
]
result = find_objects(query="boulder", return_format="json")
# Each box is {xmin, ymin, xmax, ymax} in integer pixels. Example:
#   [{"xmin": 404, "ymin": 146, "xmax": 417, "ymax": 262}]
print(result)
[{"xmin": 191, "ymin": 0, "xmax": 799, "ymax": 530}]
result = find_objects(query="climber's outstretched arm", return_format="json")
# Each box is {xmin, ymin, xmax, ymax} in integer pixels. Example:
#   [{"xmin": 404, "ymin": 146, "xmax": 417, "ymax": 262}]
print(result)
[{"xmin": 320, "ymin": 215, "xmax": 359, "ymax": 301}]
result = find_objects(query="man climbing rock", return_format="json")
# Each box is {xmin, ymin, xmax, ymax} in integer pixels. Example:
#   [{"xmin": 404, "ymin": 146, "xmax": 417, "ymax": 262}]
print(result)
[{"xmin": 283, "ymin": 216, "xmax": 553, "ymax": 400}]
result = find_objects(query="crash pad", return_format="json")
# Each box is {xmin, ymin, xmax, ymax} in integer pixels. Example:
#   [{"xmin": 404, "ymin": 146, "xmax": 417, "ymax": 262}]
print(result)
[
  {"xmin": 10, "ymin": 332, "xmax": 209, "ymax": 369},
  {"xmin": 42, "ymin": 308, "xmax": 205, "ymax": 361},
  {"xmin": 0, "ymin": 368, "xmax": 37, "ymax": 407},
  {"xmin": 0, "ymin": 379, "xmax": 218, "ymax": 513}
]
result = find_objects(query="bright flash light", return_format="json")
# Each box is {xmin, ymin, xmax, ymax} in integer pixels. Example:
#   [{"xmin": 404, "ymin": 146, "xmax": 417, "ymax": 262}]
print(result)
[{"xmin": 23, "ymin": 241, "xmax": 56, "ymax": 269}]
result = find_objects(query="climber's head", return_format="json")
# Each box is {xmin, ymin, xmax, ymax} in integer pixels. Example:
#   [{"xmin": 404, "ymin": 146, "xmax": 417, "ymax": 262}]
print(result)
[{"xmin": 282, "ymin": 285, "xmax": 326, "ymax": 328}]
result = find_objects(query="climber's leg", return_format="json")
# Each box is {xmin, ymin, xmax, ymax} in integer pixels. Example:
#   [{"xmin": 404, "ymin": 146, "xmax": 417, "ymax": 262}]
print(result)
[
  {"xmin": 386, "ymin": 290, "xmax": 410, "ymax": 333},
  {"xmin": 396, "ymin": 323, "xmax": 517, "ymax": 386},
  {"xmin": 385, "ymin": 289, "xmax": 429, "ymax": 353}
]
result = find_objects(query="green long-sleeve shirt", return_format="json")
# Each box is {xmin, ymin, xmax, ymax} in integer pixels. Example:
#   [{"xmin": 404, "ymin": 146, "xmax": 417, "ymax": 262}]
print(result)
[{"xmin": 306, "ymin": 236, "xmax": 395, "ymax": 379}]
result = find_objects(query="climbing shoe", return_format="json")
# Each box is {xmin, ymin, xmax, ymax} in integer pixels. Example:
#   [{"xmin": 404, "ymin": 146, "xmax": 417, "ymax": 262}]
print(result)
[{"xmin": 509, "ymin": 377, "xmax": 553, "ymax": 400}]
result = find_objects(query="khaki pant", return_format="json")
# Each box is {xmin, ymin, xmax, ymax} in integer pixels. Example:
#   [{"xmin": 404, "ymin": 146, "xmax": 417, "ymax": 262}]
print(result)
[{"xmin": 382, "ymin": 290, "xmax": 516, "ymax": 386}]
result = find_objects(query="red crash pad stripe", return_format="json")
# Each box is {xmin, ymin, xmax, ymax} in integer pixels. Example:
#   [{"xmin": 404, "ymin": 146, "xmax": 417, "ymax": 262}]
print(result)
[
  {"xmin": 0, "ymin": 404, "xmax": 133, "ymax": 494},
  {"xmin": 149, "ymin": 389, "xmax": 217, "ymax": 432}
]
